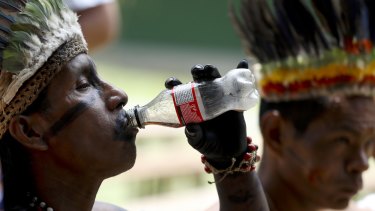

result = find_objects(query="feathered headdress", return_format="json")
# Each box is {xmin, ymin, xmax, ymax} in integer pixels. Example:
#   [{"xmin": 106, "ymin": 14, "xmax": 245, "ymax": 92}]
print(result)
[
  {"xmin": 230, "ymin": 0, "xmax": 375, "ymax": 102},
  {"xmin": 0, "ymin": 0, "xmax": 87, "ymax": 138}
]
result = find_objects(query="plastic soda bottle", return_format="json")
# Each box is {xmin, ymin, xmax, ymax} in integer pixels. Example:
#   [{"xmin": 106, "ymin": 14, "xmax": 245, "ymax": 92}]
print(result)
[{"xmin": 125, "ymin": 67, "xmax": 259, "ymax": 128}]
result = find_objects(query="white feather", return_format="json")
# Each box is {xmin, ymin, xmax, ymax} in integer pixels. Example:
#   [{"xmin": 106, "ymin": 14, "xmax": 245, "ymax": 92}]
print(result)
[{"xmin": 2, "ymin": 3, "xmax": 87, "ymax": 104}]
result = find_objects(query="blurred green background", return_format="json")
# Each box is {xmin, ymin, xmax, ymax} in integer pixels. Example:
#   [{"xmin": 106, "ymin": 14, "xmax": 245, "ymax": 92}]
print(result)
[{"xmin": 118, "ymin": 0, "xmax": 242, "ymax": 49}]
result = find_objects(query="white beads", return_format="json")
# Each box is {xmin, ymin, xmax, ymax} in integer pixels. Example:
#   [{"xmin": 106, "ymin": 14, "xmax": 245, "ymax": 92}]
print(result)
[{"xmin": 27, "ymin": 193, "xmax": 54, "ymax": 211}]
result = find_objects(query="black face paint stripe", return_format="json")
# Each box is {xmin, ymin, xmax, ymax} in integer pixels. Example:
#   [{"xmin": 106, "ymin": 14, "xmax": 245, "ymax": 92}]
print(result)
[
  {"xmin": 43, "ymin": 102, "xmax": 89, "ymax": 140},
  {"xmin": 113, "ymin": 110, "xmax": 127, "ymax": 141}
]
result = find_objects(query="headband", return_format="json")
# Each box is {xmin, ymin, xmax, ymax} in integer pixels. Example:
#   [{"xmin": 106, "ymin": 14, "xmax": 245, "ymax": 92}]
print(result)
[
  {"xmin": 231, "ymin": 0, "xmax": 375, "ymax": 101},
  {"xmin": 0, "ymin": 0, "xmax": 88, "ymax": 138}
]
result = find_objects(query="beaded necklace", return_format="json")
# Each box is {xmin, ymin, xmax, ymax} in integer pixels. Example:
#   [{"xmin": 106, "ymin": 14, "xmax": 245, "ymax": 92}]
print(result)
[{"xmin": 27, "ymin": 193, "xmax": 54, "ymax": 211}]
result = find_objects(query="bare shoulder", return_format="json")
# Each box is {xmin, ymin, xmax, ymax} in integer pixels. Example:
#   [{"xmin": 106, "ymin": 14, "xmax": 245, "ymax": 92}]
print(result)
[{"xmin": 92, "ymin": 201, "xmax": 127, "ymax": 211}]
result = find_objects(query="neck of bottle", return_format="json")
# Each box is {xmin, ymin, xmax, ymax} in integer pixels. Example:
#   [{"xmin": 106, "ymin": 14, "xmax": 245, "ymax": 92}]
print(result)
[{"xmin": 125, "ymin": 106, "xmax": 144, "ymax": 129}]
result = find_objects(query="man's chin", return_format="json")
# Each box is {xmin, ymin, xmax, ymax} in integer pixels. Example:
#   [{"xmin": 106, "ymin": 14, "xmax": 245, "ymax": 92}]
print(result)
[
  {"xmin": 326, "ymin": 197, "xmax": 351, "ymax": 210},
  {"xmin": 116, "ymin": 126, "xmax": 139, "ymax": 143},
  {"xmin": 106, "ymin": 153, "xmax": 137, "ymax": 178}
]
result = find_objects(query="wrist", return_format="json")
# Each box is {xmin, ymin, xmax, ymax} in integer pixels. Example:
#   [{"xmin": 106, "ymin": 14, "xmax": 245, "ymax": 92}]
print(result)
[
  {"xmin": 201, "ymin": 137, "xmax": 260, "ymax": 184},
  {"xmin": 204, "ymin": 157, "xmax": 234, "ymax": 169},
  {"xmin": 203, "ymin": 136, "xmax": 256, "ymax": 169}
]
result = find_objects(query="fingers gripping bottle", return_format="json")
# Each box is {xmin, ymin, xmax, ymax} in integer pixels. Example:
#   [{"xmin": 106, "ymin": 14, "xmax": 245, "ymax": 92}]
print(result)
[{"xmin": 125, "ymin": 68, "xmax": 259, "ymax": 128}]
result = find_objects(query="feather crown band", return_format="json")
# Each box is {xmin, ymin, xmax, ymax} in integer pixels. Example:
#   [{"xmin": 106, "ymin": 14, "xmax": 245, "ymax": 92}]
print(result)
[
  {"xmin": 0, "ymin": 0, "xmax": 87, "ymax": 105},
  {"xmin": 231, "ymin": 0, "xmax": 375, "ymax": 101},
  {"xmin": 0, "ymin": 0, "xmax": 87, "ymax": 138}
]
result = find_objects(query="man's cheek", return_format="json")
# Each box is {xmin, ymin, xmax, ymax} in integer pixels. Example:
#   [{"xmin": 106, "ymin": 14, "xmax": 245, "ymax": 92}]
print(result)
[{"xmin": 307, "ymin": 168, "xmax": 324, "ymax": 184}]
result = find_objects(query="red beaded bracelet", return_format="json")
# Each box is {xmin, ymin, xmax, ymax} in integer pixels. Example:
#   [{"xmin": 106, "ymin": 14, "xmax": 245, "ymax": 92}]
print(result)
[{"xmin": 201, "ymin": 136, "xmax": 260, "ymax": 184}]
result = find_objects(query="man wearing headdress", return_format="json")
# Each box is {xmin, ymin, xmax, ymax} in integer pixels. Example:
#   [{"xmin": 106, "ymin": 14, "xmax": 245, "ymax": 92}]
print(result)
[
  {"xmin": 212, "ymin": 0, "xmax": 375, "ymax": 210},
  {"xmin": 0, "ymin": 0, "xmax": 120, "ymax": 209},
  {"xmin": 0, "ymin": 0, "xmax": 268, "ymax": 210}
]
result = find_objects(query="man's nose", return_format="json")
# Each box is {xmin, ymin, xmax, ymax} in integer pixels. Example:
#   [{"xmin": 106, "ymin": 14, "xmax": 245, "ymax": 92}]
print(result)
[
  {"xmin": 103, "ymin": 82, "xmax": 128, "ymax": 110},
  {"xmin": 347, "ymin": 147, "xmax": 370, "ymax": 174}
]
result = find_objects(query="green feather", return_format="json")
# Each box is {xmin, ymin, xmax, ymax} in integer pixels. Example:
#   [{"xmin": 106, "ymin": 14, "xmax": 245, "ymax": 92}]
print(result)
[{"xmin": 2, "ymin": 0, "xmax": 67, "ymax": 72}]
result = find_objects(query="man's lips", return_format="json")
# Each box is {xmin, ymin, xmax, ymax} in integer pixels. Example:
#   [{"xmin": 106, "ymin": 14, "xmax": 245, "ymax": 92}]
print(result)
[
  {"xmin": 338, "ymin": 180, "xmax": 362, "ymax": 197},
  {"xmin": 123, "ymin": 126, "xmax": 139, "ymax": 143},
  {"xmin": 114, "ymin": 109, "xmax": 139, "ymax": 142},
  {"xmin": 125, "ymin": 125, "xmax": 139, "ymax": 135},
  {"xmin": 123, "ymin": 111, "xmax": 139, "ymax": 135},
  {"xmin": 339, "ymin": 186, "xmax": 360, "ymax": 196},
  {"xmin": 122, "ymin": 111, "xmax": 138, "ymax": 129}
]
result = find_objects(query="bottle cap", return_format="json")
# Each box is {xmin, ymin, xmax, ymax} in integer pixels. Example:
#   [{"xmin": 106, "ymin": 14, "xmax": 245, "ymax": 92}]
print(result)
[{"xmin": 125, "ymin": 106, "xmax": 143, "ymax": 129}]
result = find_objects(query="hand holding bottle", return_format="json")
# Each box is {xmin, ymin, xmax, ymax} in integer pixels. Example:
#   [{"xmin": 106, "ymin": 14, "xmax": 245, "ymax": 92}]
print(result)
[{"xmin": 165, "ymin": 60, "xmax": 252, "ymax": 168}]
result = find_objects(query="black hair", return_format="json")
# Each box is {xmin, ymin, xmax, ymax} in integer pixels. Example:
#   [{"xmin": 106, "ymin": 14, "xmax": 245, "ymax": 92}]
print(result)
[
  {"xmin": 0, "ymin": 132, "xmax": 32, "ymax": 210},
  {"xmin": 0, "ymin": 88, "xmax": 49, "ymax": 210},
  {"xmin": 259, "ymin": 97, "xmax": 329, "ymax": 133},
  {"xmin": 231, "ymin": 0, "xmax": 375, "ymax": 63}
]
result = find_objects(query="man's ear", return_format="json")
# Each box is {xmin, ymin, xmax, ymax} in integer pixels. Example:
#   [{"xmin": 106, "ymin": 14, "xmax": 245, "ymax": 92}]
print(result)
[
  {"xmin": 260, "ymin": 110, "xmax": 284, "ymax": 157},
  {"xmin": 8, "ymin": 114, "xmax": 48, "ymax": 151}
]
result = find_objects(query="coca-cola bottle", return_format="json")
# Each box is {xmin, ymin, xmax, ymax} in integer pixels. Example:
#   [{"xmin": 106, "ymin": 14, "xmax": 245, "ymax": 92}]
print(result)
[{"xmin": 125, "ymin": 67, "xmax": 259, "ymax": 128}]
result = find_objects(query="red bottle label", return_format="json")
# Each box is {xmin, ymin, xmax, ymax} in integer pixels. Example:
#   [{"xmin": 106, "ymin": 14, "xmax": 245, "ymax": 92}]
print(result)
[{"xmin": 172, "ymin": 83, "xmax": 204, "ymax": 126}]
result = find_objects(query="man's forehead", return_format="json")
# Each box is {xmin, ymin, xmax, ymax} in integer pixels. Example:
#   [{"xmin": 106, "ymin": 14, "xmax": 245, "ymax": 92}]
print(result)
[
  {"xmin": 316, "ymin": 95, "xmax": 375, "ymax": 133},
  {"xmin": 325, "ymin": 95, "xmax": 375, "ymax": 110},
  {"xmin": 65, "ymin": 53, "xmax": 91, "ymax": 69}
]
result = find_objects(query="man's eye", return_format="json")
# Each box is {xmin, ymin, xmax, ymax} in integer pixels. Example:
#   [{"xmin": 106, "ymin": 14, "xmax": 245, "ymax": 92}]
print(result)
[
  {"xmin": 76, "ymin": 82, "xmax": 91, "ymax": 90},
  {"xmin": 334, "ymin": 137, "xmax": 350, "ymax": 145},
  {"xmin": 365, "ymin": 139, "xmax": 375, "ymax": 150}
]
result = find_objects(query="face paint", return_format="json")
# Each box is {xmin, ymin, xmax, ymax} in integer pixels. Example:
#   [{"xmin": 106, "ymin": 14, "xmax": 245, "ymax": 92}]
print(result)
[
  {"xmin": 43, "ymin": 102, "xmax": 90, "ymax": 140},
  {"xmin": 308, "ymin": 169, "xmax": 324, "ymax": 184},
  {"xmin": 285, "ymin": 147, "xmax": 323, "ymax": 185},
  {"xmin": 113, "ymin": 109, "xmax": 132, "ymax": 142}
]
